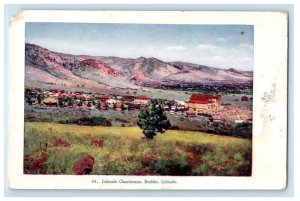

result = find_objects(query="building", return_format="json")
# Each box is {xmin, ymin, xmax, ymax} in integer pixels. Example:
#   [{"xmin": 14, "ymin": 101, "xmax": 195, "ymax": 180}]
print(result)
[
  {"xmin": 186, "ymin": 111, "xmax": 196, "ymax": 117},
  {"xmin": 106, "ymin": 99, "xmax": 116, "ymax": 108},
  {"xmin": 188, "ymin": 94, "xmax": 221, "ymax": 112},
  {"xmin": 27, "ymin": 97, "xmax": 37, "ymax": 105},
  {"xmin": 99, "ymin": 95, "xmax": 109, "ymax": 102},
  {"xmin": 241, "ymin": 96, "xmax": 249, "ymax": 101},
  {"xmin": 101, "ymin": 104, "xmax": 109, "ymax": 110},
  {"xmin": 211, "ymin": 116, "xmax": 222, "ymax": 123},
  {"xmin": 134, "ymin": 96, "xmax": 150, "ymax": 105},
  {"xmin": 115, "ymin": 101, "xmax": 123, "ymax": 110},
  {"xmin": 58, "ymin": 93, "xmax": 68, "ymax": 100},
  {"xmin": 123, "ymin": 95, "xmax": 135, "ymax": 102},
  {"xmin": 234, "ymin": 119, "xmax": 245, "ymax": 123},
  {"xmin": 43, "ymin": 97, "xmax": 58, "ymax": 107},
  {"xmin": 247, "ymin": 118, "xmax": 253, "ymax": 124},
  {"xmin": 130, "ymin": 104, "xmax": 140, "ymax": 111}
]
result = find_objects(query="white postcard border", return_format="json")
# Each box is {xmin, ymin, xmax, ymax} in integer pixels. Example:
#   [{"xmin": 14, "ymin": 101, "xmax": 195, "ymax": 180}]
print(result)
[{"xmin": 8, "ymin": 10, "xmax": 287, "ymax": 190}]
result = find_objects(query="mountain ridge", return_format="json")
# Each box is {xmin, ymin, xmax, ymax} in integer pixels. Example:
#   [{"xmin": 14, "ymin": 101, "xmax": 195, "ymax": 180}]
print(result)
[{"xmin": 25, "ymin": 43, "xmax": 253, "ymax": 91}]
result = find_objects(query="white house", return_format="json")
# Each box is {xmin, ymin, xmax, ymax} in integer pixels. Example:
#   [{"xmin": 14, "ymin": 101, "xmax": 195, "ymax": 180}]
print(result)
[{"xmin": 106, "ymin": 99, "xmax": 116, "ymax": 108}]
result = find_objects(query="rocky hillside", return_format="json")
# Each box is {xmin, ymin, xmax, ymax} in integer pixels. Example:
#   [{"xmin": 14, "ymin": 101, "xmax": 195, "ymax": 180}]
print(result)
[{"xmin": 25, "ymin": 43, "xmax": 253, "ymax": 90}]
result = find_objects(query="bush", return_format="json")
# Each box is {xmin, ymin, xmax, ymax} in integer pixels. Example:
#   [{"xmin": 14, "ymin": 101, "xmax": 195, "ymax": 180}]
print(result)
[
  {"xmin": 232, "ymin": 123, "xmax": 252, "ymax": 139},
  {"xmin": 170, "ymin": 125, "xmax": 180, "ymax": 130},
  {"xmin": 61, "ymin": 116, "xmax": 112, "ymax": 126},
  {"xmin": 115, "ymin": 118, "xmax": 130, "ymax": 123}
]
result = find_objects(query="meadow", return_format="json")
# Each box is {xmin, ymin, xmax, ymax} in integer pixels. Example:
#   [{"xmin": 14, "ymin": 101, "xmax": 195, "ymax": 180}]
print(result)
[{"xmin": 24, "ymin": 122, "xmax": 252, "ymax": 176}]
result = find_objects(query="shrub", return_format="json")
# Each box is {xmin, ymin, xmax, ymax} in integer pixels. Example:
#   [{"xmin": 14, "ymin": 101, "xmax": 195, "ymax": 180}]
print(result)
[
  {"xmin": 186, "ymin": 152, "xmax": 202, "ymax": 168},
  {"xmin": 90, "ymin": 139, "xmax": 104, "ymax": 149},
  {"xmin": 232, "ymin": 123, "xmax": 252, "ymax": 139},
  {"xmin": 53, "ymin": 137, "xmax": 71, "ymax": 148},
  {"xmin": 170, "ymin": 125, "xmax": 180, "ymax": 130},
  {"xmin": 24, "ymin": 142, "xmax": 48, "ymax": 174},
  {"xmin": 62, "ymin": 116, "xmax": 112, "ymax": 126},
  {"xmin": 115, "ymin": 118, "xmax": 130, "ymax": 123},
  {"xmin": 141, "ymin": 154, "xmax": 160, "ymax": 166}
]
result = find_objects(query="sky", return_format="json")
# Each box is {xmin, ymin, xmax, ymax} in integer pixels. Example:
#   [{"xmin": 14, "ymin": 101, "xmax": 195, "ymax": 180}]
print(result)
[{"xmin": 26, "ymin": 23, "xmax": 254, "ymax": 71}]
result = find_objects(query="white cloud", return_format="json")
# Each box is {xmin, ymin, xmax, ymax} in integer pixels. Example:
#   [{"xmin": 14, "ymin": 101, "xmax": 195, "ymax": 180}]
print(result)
[
  {"xmin": 238, "ymin": 43, "xmax": 254, "ymax": 49},
  {"xmin": 165, "ymin": 45, "xmax": 187, "ymax": 51},
  {"xmin": 195, "ymin": 44, "xmax": 217, "ymax": 50},
  {"xmin": 191, "ymin": 42, "xmax": 253, "ymax": 70},
  {"xmin": 194, "ymin": 55, "xmax": 253, "ymax": 70},
  {"xmin": 217, "ymin": 37, "xmax": 226, "ymax": 42}
]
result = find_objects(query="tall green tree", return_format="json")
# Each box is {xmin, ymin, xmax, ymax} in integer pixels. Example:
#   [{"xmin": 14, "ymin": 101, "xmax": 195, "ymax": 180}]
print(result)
[
  {"xmin": 37, "ymin": 94, "xmax": 42, "ymax": 105},
  {"xmin": 58, "ymin": 99, "xmax": 64, "ymax": 107},
  {"xmin": 137, "ymin": 99, "xmax": 171, "ymax": 139},
  {"xmin": 121, "ymin": 103, "xmax": 126, "ymax": 114},
  {"xmin": 68, "ymin": 98, "xmax": 74, "ymax": 106},
  {"xmin": 127, "ymin": 103, "xmax": 132, "ymax": 111}
]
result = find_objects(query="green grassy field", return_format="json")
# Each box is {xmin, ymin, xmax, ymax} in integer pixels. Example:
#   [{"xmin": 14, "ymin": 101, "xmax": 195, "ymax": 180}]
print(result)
[{"xmin": 24, "ymin": 122, "xmax": 252, "ymax": 176}]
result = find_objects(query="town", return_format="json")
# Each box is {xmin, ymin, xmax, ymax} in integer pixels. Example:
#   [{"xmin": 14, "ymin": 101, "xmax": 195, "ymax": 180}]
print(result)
[{"xmin": 25, "ymin": 88, "xmax": 252, "ymax": 125}]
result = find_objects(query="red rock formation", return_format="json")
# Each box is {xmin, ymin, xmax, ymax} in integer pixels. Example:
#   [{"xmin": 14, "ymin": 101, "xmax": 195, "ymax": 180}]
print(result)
[
  {"xmin": 80, "ymin": 59, "xmax": 122, "ymax": 77},
  {"xmin": 72, "ymin": 154, "xmax": 95, "ymax": 175}
]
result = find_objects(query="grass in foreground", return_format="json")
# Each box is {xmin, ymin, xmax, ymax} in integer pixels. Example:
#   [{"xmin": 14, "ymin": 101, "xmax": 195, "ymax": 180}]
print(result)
[{"xmin": 24, "ymin": 122, "xmax": 252, "ymax": 176}]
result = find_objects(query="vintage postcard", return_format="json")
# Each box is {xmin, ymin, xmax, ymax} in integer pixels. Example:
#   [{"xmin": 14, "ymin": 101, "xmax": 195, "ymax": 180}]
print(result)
[{"xmin": 8, "ymin": 10, "xmax": 287, "ymax": 189}]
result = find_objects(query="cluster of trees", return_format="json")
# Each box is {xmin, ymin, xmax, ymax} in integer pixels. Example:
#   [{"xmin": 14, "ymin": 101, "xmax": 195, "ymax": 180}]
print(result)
[
  {"xmin": 144, "ymin": 82, "xmax": 253, "ymax": 95},
  {"xmin": 57, "ymin": 95, "xmax": 107, "ymax": 109},
  {"xmin": 60, "ymin": 116, "xmax": 112, "ymax": 127},
  {"xmin": 25, "ymin": 89, "xmax": 43, "ymax": 105}
]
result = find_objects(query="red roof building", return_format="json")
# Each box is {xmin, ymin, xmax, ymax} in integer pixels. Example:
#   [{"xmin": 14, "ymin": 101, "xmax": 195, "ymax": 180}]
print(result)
[
  {"xmin": 241, "ymin": 96, "xmax": 249, "ymax": 101},
  {"xmin": 75, "ymin": 94, "xmax": 84, "ymax": 100},
  {"xmin": 188, "ymin": 94, "xmax": 221, "ymax": 104},
  {"xmin": 134, "ymin": 96, "xmax": 150, "ymax": 105},
  {"xmin": 58, "ymin": 93, "xmax": 68, "ymax": 100},
  {"xmin": 51, "ymin": 89, "xmax": 59, "ymax": 93},
  {"xmin": 211, "ymin": 116, "xmax": 222, "ymax": 122},
  {"xmin": 247, "ymin": 118, "xmax": 253, "ymax": 124},
  {"xmin": 186, "ymin": 111, "xmax": 196, "ymax": 117},
  {"xmin": 188, "ymin": 94, "xmax": 221, "ymax": 112},
  {"xmin": 99, "ymin": 95, "xmax": 109, "ymax": 102},
  {"xmin": 135, "ymin": 96, "xmax": 150, "ymax": 100},
  {"xmin": 123, "ymin": 95, "xmax": 135, "ymax": 102}
]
